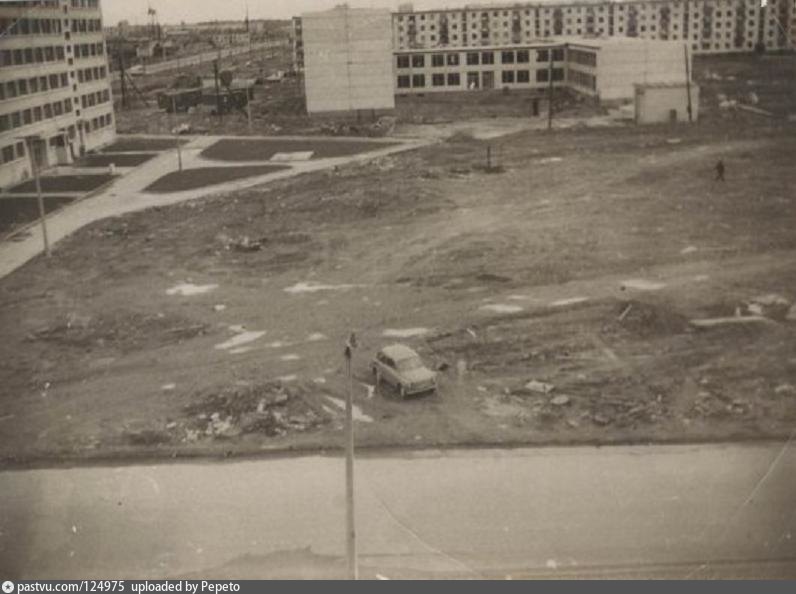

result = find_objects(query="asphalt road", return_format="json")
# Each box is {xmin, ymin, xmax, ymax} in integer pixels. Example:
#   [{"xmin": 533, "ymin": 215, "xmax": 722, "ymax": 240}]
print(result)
[{"xmin": 1, "ymin": 442, "xmax": 795, "ymax": 579}]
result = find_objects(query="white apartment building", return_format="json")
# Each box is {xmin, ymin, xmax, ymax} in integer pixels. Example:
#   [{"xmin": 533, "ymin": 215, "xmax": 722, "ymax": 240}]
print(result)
[
  {"xmin": 390, "ymin": 0, "xmax": 792, "ymax": 54},
  {"xmin": 0, "ymin": 0, "xmax": 115, "ymax": 190}
]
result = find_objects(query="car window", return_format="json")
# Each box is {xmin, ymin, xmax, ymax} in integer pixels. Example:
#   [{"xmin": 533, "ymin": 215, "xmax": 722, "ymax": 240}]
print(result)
[{"xmin": 396, "ymin": 357, "xmax": 423, "ymax": 372}]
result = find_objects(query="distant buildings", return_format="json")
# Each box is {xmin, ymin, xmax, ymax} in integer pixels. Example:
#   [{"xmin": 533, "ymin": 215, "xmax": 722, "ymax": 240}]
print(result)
[{"xmin": 1, "ymin": 0, "xmax": 116, "ymax": 189}]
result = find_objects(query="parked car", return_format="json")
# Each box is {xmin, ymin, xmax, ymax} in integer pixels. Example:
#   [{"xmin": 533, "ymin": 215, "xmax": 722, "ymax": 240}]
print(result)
[{"xmin": 371, "ymin": 344, "xmax": 437, "ymax": 398}]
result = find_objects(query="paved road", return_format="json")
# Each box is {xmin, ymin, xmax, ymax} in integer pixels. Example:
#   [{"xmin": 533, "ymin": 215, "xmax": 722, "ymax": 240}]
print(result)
[
  {"xmin": 1, "ymin": 442, "xmax": 795, "ymax": 579},
  {"xmin": 110, "ymin": 43, "xmax": 281, "ymax": 81}
]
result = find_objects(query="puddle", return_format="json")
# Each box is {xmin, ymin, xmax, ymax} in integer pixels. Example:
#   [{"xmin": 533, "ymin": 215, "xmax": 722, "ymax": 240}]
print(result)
[
  {"xmin": 550, "ymin": 297, "xmax": 589, "ymax": 307},
  {"xmin": 266, "ymin": 341, "xmax": 287, "ymax": 348},
  {"xmin": 215, "ymin": 331, "xmax": 266, "ymax": 351},
  {"xmin": 693, "ymin": 275, "xmax": 710, "ymax": 282},
  {"xmin": 229, "ymin": 347, "xmax": 254, "ymax": 355},
  {"xmin": 537, "ymin": 157, "xmax": 564, "ymax": 164},
  {"xmin": 277, "ymin": 374, "xmax": 298, "ymax": 383},
  {"xmin": 280, "ymin": 354, "xmax": 301, "ymax": 362},
  {"xmin": 680, "ymin": 246, "xmax": 698, "ymax": 255},
  {"xmin": 382, "ymin": 328, "xmax": 430, "ymax": 338},
  {"xmin": 284, "ymin": 281, "xmax": 363, "ymax": 295},
  {"xmin": 622, "ymin": 279, "xmax": 667, "ymax": 291},
  {"xmin": 161, "ymin": 383, "xmax": 176, "ymax": 391},
  {"xmin": 479, "ymin": 304, "xmax": 523, "ymax": 314},
  {"xmin": 313, "ymin": 377, "xmax": 327, "ymax": 384},
  {"xmin": 166, "ymin": 283, "xmax": 218, "ymax": 296},
  {"xmin": 324, "ymin": 396, "xmax": 374, "ymax": 423},
  {"xmin": 271, "ymin": 151, "xmax": 314, "ymax": 162},
  {"xmin": 307, "ymin": 333, "xmax": 328, "ymax": 342}
]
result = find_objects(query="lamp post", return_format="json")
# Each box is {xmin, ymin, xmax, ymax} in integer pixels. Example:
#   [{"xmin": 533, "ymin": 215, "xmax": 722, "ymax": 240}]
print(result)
[
  {"xmin": 20, "ymin": 135, "xmax": 50, "ymax": 257},
  {"xmin": 343, "ymin": 332, "xmax": 358, "ymax": 580}
]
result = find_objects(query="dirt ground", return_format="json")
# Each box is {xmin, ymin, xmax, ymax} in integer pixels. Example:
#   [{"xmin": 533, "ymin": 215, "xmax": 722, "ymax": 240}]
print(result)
[
  {"xmin": 145, "ymin": 165, "xmax": 290, "ymax": 193},
  {"xmin": 1, "ymin": 117, "xmax": 795, "ymax": 466}
]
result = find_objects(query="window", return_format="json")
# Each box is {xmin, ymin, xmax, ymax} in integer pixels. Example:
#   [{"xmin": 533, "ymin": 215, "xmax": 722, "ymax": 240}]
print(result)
[
  {"xmin": 23, "ymin": 109, "xmax": 32, "ymax": 124},
  {"xmin": 397, "ymin": 55, "xmax": 410, "ymax": 69},
  {"xmin": 552, "ymin": 67, "xmax": 564, "ymax": 81},
  {"xmin": 537, "ymin": 49, "xmax": 549, "ymax": 62},
  {"xmin": 481, "ymin": 52, "xmax": 494, "ymax": 64},
  {"xmin": 447, "ymin": 53, "xmax": 459, "ymax": 66},
  {"xmin": 2, "ymin": 145, "xmax": 15, "ymax": 163},
  {"xmin": 411, "ymin": 55, "xmax": 425, "ymax": 68},
  {"xmin": 466, "ymin": 52, "xmax": 480, "ymax": 65},
  {"xmin": 517, "ymin": 70, "xmax": 530, "ymax": 83},
  {"xmin": 501, "ymin": 50, "xmax": 515, "ymax": 63},
  {"xmin": 502, "ymin": 70, "xmax": 515, "ymax": 83},
  {"xmin": 536, "ymin": 68, "xmax": 549, "ymax": 82},
  {"xmin": 432, "ymin": 73, "xmax": 445, "ymax": 86},
  {"xmin": 552, "ymin": 48, "xmax": 565, "ymax": 61},
  {"xmin": 6, "ymin": 81, "xmax": 17, "ymax": 98},
  {"xmin": 432, "ymin": 54, "xmax": 444, "ymax": 67},
  {"xmin": 0, "ymin": 115, "xmax": 8, "ymax": 132},
  {"xmin": 397, "ymin": 75, "xmax": 411, "ymax": 88},
  {"xmin": 412, "ymin": 74, "xmax": 426, "ymax": 87},
  {"xmin": 517, "ymin": 50, "xmax": 530, "ymax": 63},
  {"xmin": 18, "ymin": 79, "xmax": 28, "ymax": 95},
  {"xmin": 447, "ymin": 72, "xmax": 461, "ymax": 86}
]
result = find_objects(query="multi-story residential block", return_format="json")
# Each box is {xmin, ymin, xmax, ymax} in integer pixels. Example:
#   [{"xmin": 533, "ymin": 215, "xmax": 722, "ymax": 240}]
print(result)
[
  {"xmin": 0, "ymin": 0, "xmax": 115, "ymax": 189},
  {"xmin": 292, "ymin": 0, "xmax": 793, "ymax": 72}
]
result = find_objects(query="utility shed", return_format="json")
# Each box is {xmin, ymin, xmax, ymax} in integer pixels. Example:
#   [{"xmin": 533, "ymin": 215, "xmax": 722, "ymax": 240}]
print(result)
[
  {"xmin": 634, "ymin": 82, "xmax": 700, "ymax": 124},
  {"xmin": 301, "ymin": 6, "xmax": 395, "ymax": 115}
]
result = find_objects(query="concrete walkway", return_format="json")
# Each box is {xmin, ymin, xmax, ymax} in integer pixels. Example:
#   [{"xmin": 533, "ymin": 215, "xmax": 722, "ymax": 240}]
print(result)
[{"xmin": 0, "ymin": 134, "xmax": 427, "ymax": 279}]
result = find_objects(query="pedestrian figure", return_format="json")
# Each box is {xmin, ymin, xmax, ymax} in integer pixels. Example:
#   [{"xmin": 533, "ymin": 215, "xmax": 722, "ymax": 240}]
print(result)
[{"xmin": 715, "ymin": 159, "xmax": 725, "ymax": 181}]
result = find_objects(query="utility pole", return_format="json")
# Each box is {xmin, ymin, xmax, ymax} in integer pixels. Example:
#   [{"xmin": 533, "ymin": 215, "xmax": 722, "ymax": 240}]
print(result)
[
  {"xmin": 684, "ymin": 44, "xmax": 693, "ymax": 123},
  {"xmin": 213, "ymin": 58, "xmax": 223, "ymax": 123},
  {"xmin": 343, "ymin": 332, "xmax": 358, "ymax": 580},
  {"xmin": 118, "ymin": 49, "xmax": 128, "ymax": 109},
  {"xmin": 170, "ymin": 95, "xmax": 183, "ymax": 171},
  {"xmin": 23, "ymin": 136, "xmax": 50, "ymax": 257},
  {"xmin": 547, "ymin": 48, "xmax": 554, "ymax": 131}
]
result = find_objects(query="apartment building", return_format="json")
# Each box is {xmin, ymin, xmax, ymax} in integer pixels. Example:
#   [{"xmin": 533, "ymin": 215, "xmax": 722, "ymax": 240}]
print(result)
[
  {"xmin": 0, "ymin": 0, "xmax": 115, "ymax": 189},
  {"xmin": 391, "ymin": 0, "xmax": 792, "ymax": 54}
]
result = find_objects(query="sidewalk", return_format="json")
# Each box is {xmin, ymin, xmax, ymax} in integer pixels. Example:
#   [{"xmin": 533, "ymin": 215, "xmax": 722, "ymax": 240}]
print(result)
[{"xmin": 0, "ymin": 134, "xmax": 427, "ymax": 279}]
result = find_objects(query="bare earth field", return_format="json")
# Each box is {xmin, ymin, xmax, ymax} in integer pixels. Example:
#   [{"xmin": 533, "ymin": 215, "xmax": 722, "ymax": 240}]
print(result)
[{"xmin": 1, "ymin": 119, "xmax": 795, "ymax": 466}]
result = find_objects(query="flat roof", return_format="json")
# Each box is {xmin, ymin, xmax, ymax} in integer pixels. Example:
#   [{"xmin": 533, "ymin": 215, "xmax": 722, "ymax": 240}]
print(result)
[{"xmin": 394, "ymin": 35, "xmax": 680, "ymax": 53}]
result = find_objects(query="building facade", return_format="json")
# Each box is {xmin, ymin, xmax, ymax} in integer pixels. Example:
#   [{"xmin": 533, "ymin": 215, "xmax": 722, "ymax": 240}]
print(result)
[
  {"xmin": 293, "ymin": 0, "xmax": 794, "ymax": 70},
  {"xmin": 1, "ymin": 0, "xmax": 115, "ymax": 189},
  {"xmin": 391, "ymin": 0, "xmax": 792, "ymax": 54},
  {"xmin": 301, "ymin": 7, "xmax": 395, "ymax": 115}
]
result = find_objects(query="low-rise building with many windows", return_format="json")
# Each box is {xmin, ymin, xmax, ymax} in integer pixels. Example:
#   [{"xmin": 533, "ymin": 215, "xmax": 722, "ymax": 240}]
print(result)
[{"xmin": 0, "ymin": 0, "xmax": 115, "ymax": 189}]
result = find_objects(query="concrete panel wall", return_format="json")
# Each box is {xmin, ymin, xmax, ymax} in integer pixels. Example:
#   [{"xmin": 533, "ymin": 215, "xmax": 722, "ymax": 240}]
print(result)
[
  {"xmin": 302, "ymin": 7, "xmax": 395, "ymax": 114},
  {"xmin": 595, "ymin": 40, "xmax": 688, "ymax": 101}
]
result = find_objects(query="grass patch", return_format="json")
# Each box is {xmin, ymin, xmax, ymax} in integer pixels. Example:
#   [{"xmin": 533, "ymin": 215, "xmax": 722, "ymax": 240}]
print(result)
[
  {"xmin": 102, "ymin": 137, "xmax": 189, "ymax": 152},
  {"xmin": 8, "ymin": 174, "xmax": 116, "ymax": 193},
  {"xmin": 200, "ymin": 138, "xmax": 398, "ymax": 162},
  {"xmin": 0, "ymin": 195, "xmax": 76, "ymax": 235},
  {"xmin": 76, "ymin": 153, "xmax": 157, "ymax": 168},
  {"xmin": 145, "ymin": 165, "xmax": 289, "ymax": 193}
]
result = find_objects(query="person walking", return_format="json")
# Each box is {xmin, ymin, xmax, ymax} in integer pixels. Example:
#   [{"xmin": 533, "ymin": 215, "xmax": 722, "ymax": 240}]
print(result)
[{"xmin": 715, "ymin": 159, "xmax": 725, "ymax": 182}]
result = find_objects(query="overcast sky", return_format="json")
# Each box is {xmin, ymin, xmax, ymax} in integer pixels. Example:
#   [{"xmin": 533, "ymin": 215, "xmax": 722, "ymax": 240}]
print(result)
[{"xmin": 104, "ymin": 0, "xmax": 519, "ymax": 25}]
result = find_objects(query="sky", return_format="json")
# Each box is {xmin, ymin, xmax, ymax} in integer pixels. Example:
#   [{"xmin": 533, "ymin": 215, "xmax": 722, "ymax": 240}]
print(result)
[{"xmin": 103, "ymin": 0, "xmax": 519, "ymax": 25}]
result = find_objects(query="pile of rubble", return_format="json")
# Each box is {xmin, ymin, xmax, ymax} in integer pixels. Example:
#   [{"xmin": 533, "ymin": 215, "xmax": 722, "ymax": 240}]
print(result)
[{"xmin": 181, "ymin": 381, "xmax": 328, "ymax": 441}]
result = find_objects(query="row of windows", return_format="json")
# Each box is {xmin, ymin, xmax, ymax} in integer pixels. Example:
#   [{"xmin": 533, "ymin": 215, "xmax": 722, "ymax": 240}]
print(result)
[
  {"xmin": 0, "ymin": 17, "xmax": 63, "ymax": 36},
  {"xmin": 397, "ymin": 67, "xmax": 565, "ymax": 89},
  {"xmin": 76, "ymin": 65, "xmax": 107, "ymax": 83},
  {"xmin": 71, "ymin": 19, "xmax": 103, "ymax": 33},
  {"xmin": 88, "ymin": 112, "xmax": 114, "ymax": 132},
  {"xmin": 0, "ymin": 45, "xmax": 66, "ymax": 68},
  {"xmin": 1, "ymin": 141, "xmax": 26, "ymax": 165},
  {"xmin": 71, "ymin": 0, "xmax": 101, "ymax": 7},
  {"xmin": 0, "ymin": 99, "xmax": 74, "ymax": 133},
  {"xmin": 569, "ymin": 49, "xmax": 597, "ymax": 67},
  {"xmin": 568, "ymin": 69, "xmax": 597, "ymax": 90},
  {"xmin": 397, "ymin": 48, "xmax": 565, "ymax": 69},
  {"xmin": 0, "ymin": 72, "xmax": 70, "ymax": 102},
  {"xmin": 80, "ymin": 89, "xmax": 110, "ymax": 109},
  {"xmin": 73, "ymin": 42, "xmax": 105, "ymax": 59}
]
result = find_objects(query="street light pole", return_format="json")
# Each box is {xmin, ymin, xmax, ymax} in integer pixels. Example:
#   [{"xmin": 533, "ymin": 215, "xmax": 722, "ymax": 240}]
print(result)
[
  {"xmin": 344, "ymin": 332, "xmax": 358, "ymax": 580},
  {"xmin": 23, "ymin": 136, "xmax": 50, "ymax": 257}
]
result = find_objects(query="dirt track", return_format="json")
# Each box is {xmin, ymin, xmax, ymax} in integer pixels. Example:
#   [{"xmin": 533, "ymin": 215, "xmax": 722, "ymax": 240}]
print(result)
[{"xmin": 1, "ymin": 119, "xmax": 795, "ymax": 465}]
